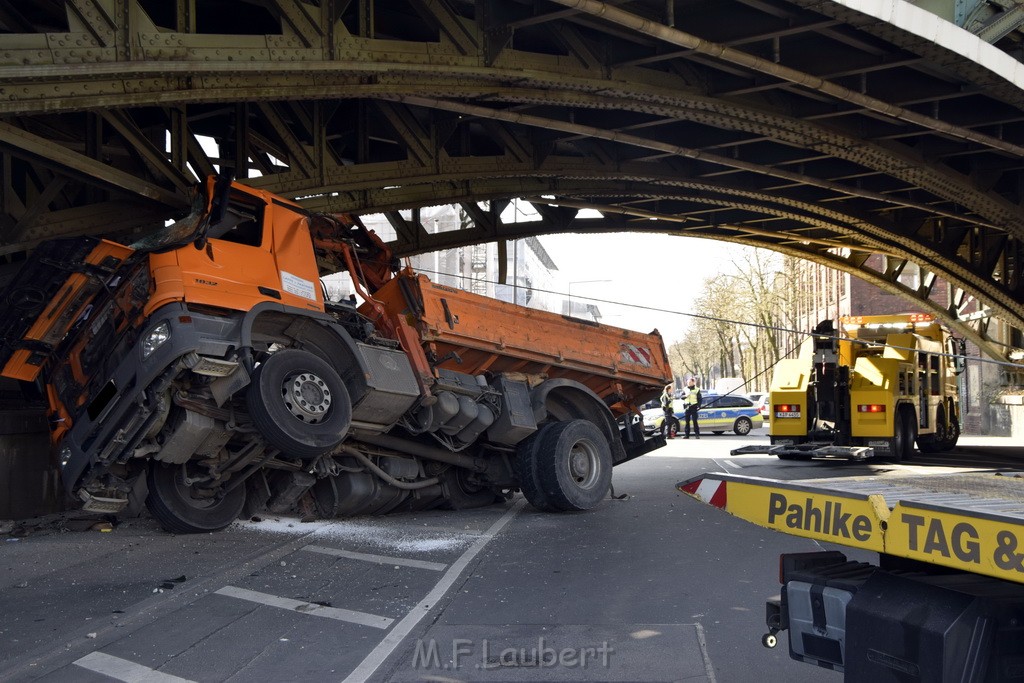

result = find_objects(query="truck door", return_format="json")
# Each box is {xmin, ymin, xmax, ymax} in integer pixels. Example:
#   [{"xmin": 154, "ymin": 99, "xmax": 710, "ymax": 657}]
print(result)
[{"xmin": 162, "ymin": 188, "xmax": 322, "ymax": 313}]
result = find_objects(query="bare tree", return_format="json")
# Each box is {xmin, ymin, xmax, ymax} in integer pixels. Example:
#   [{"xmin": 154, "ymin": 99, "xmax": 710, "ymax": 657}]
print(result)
[{"xmin": 671, "ymin": 249, "xmax": 788, "ymax": 392}]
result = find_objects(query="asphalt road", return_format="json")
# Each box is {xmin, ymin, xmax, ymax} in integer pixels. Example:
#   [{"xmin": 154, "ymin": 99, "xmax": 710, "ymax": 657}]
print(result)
[{"xmin": 1, "ymin": 428, "xmax": 1020, "ymax": 682}]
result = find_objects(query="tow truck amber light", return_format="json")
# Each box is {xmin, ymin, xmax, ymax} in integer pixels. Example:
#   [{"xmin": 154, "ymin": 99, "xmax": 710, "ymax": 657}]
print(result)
[{"xmin": 857, "ymin": 404, "xmax": 886, "ymax": 413}]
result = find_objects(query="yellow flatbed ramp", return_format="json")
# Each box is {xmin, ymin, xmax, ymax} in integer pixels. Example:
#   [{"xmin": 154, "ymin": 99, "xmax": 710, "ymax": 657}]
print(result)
[{"xmin": 679, "ymin": 472, "xmax": 1024, "ymax": 585}]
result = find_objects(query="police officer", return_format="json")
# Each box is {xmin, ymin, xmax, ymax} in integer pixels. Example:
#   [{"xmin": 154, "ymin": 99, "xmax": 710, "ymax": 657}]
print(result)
[
  {"xmin": 660, "ymin": 383, "xmax": 679, "ymax": 439},
  {"xmin": 682, "ymin": 377, "xmax": 702, "ymax": 439}
]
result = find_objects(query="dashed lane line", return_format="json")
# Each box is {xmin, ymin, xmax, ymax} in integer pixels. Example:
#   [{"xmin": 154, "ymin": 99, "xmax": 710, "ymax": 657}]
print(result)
[
  {"xmin": 4, "ymin": 527, "xmax": 328, "ymax": 681},
  {"xmin": 302, "ymin": 545, "xmax": 448, "ymax": 571},
  {"xmin": 74, "ymin": 652, "xmax": 195, "ymax": 683},
  {"xmin": 342, "ymin": 498, "xmax": 526, "ymax": 683},
  {"xmin": 214, "ymin": 586, "xmax": 394, "ymax": 629}
]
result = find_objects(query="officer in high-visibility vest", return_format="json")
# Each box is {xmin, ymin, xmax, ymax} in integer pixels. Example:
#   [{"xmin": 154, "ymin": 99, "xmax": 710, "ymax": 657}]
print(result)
[
  {"xmin": 660, "ymin": 383, "xmax": 679, "ymax": 438},
  {"xmin": 682, "ymin": 377, "xmax": 702, "ymax": 439}
]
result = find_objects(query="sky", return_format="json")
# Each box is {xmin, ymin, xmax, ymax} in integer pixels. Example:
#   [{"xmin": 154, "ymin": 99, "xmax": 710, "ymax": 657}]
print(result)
[
  {"xmin": 341, "ymin": 200, "xmax": 774, "ymax": 350},
  {"xmin": 538, "ymin": 231, "xmax": 756, "ymax": 347}
]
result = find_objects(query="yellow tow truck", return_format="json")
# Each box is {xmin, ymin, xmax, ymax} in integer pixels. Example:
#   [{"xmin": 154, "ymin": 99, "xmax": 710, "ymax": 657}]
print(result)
[
  {"xmin": 759, "ymin": 313, "xmax": 965, "ymax": 461},
  {"xmin": 679, "ymin": 472, "xmax": 1024, "ymax": 680}
]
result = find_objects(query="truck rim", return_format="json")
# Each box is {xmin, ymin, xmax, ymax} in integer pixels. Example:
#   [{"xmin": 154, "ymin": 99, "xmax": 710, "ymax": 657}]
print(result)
[
  {"xmin": 283, "ymin": 371, "xmax": 332, "ymax": 423},
  {"xmin": 568, "ymin": 440, "xmax": 600, "ymax": 489}
]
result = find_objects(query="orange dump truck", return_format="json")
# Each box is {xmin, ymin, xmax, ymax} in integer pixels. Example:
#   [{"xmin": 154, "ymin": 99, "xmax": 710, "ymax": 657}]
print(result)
[{"xmin": 0, "ymin": 176, "xmax": 670, "ymax": 533}]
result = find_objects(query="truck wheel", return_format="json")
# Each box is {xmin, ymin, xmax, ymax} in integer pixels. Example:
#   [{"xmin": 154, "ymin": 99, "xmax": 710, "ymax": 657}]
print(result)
[
  {"xmin": 535, "ymin": 419, "xmax": 612, "ymax": 511},
  {"xmin": 918, "ymin": 405, "xmax": 946, "ymax": 453},
  {"xmin": 441, "ymin": 467, "xmax": 499, "ymax": 510},
  {"xmin": 919, "ymin": 405, "xmax": 959, "ymax": 453},
  {"xmin": 901, "ymin": 407, "xmax": 917, "ymax": 461},
  {"xmin": 887, "ymin": 406, "xmax": 915, "ymax": 462},
  {"xmin": 515, "ymin": 426, "xmax": 558, "ymax": 512},
  {"xmin": 733, "ymin": 416, "xmax": 753, "ymax": 435},
  {"xmin": 247, "ymin": 349, "xmax": 351, "ymax": 459},
  {"xmin": 146, "ymin": 462, "xmax": 246, "ymax": 534},
  {"xmin": 943, "ymin": 411, "xmax": 960, "ymax": 450}
]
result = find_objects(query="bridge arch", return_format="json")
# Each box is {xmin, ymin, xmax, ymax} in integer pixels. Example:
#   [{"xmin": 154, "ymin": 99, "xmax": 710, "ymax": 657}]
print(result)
[{"xmin": 0, "ymin": 0, "xmax": 1021, "ymax": 362}]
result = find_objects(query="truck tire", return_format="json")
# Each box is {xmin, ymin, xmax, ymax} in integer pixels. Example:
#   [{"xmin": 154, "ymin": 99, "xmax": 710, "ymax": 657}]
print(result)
[
  {"xmin": 535, "ymin": 419, "xmax": 612, "ymax": 511},
  {"xmin": 247, "ymin": 349, "xmax": 351, "ymax": 460},
  {"xmin": 944, "ymin": 409, "xmax": 960, "ymax": 450},
  {"xmin": 440, "ymin": 467, "xmax": 499, "ymax": 510},
  {"xmin": 515, "ymin": 426, "xmax": 558, "ymax": 512},
  {"xmin": 887, "ymin": 405, "xmax": 916, "ymax": 462},
  {"xmin": 733, "ymin": 416, "xmax": 753, "ymax": 435},
  {"xmin": 901, "ymin": 406, "xmax": 917, "ymax": 461},
  {"xmin": 918, "ymin": 405, "xmax": 959, "ymax": 453},
  {"xmin": 146, "ymin": 462, "xmax": 246, "ymax": 534}
]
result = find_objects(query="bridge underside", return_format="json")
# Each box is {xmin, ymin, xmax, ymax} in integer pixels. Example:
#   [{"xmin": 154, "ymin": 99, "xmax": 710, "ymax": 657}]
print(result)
[{"xmin": 0, "ymin": 0, "xmax": 1023, "ymax": 363}]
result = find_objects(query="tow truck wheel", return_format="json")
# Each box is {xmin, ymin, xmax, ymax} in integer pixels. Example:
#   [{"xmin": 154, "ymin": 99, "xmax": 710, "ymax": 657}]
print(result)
[
  {"xmin": 919, "ymin": 405, "xmax": 959, "ymax": 453},
  {"xmin": 733, "ymin": 416, "xmax": 753, "ymax": 435},
  {"xmin": 888, "ymin": 405, "xmax": 916, "ymax": 462},
  {"xmin": 944, "ymin": 411, "xmax": 960, "ymax": 449},
  {"xmin": 248, "ymin": 349, "xmax": 351, "ymax": 459},
  {"xmin": 918, "ymin": 406, "xmax": 946, "ymax": 453},
  {"xmin": 146, "ymin": 461, "xmax": 247, "ymax": 534},
  {"xmin": 901, "ymin": 406, "xmax": 917, "ymax": 461},
  {"xmin": 535, "ymin": 419, "xmax": 612, "ymax": 512}
]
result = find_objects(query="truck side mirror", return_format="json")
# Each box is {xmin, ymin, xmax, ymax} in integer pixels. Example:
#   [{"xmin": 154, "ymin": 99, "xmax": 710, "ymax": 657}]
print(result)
[{"xmin": 952, "ymin": 338, "xmax": 967, "ymax": 375}]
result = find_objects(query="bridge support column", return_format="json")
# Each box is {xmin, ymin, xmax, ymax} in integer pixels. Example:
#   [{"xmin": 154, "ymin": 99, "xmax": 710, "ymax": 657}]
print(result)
[{"xmin": 0, "ymin": 409, "xmax": 62, "ymax": 520}]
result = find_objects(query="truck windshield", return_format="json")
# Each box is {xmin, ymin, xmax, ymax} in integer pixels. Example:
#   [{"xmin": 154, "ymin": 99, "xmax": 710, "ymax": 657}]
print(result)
[{"xmin": 129, "ymin": 189, "xmax": 208, "ymax": 253}]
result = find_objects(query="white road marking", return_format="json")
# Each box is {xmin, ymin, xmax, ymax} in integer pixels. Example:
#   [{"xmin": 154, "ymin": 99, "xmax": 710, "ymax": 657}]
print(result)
[
  {"xmin": 341, "ymin": 498, "xmax": 526, "ymax": 683},
  {"xmin": 74, "ymin": 652, "xmax": 195, "ymax": 683},
  {"xmin": 714, "ymin": 458, "xmax": 742, "ymax": 470},
  {"xmin": 302, "ymin": 545, "xmax": 447, "ymax": 572},
  {"xmin": 693, "ymin": 622, "xmax": 717, "ymax": 683},
  {"xmin": 214, "ymin": 586, "xmax": 393, "ymax": 629}
]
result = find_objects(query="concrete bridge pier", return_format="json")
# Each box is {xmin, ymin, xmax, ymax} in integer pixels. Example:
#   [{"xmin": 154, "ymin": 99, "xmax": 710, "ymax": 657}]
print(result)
[{"xmin": 0, "ymin": 408, "xmax": 62, "ymax": 521}]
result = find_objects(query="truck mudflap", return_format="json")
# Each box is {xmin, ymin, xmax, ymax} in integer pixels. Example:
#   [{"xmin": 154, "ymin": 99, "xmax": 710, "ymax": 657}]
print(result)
[{"xmin": 678, "ymin": 472, "xmax": 1024, "ymax": 585}]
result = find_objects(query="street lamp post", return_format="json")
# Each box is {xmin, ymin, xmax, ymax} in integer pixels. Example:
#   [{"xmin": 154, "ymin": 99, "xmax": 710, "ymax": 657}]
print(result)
[{"xmin": 567, "ymin": 279, "xmax": 611, "ymax": 318}]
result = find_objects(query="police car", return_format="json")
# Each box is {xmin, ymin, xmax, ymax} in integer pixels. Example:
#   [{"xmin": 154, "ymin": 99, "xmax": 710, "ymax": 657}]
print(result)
[{"xmin": 654, "ymin": 393, "xmax": 763, "ymax": 435}]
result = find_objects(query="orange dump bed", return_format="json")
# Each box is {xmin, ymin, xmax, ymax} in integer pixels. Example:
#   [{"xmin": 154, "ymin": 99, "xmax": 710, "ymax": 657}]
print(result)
[{"xmin": 371, "ymin": 272, "xmax": 671, "ymax": 410}]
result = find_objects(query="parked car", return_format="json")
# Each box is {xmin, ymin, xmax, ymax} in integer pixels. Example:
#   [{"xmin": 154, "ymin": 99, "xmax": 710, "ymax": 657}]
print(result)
[
  {"xmin": 746, "ymin": 391, "xmax": 767, "ymax": 405},
  {"xmin": 756, "ymin": 395, "xmax": 770, "ymax": 422},
  {"xmin": 654, "ymin": 393, "xmax": 763, "ymax": 435},
  {"xmin": 635, "ymin": 407, "xmax": 665, "ymax": 436}
]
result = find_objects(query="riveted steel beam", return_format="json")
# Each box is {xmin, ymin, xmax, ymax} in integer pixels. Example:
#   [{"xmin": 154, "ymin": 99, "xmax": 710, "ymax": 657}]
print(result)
[
  {"xmin": 0, "ymin": 0, "xmax": 1022, "ymax": 366},
  {"xmin": 0, "ymin": 121, "xmax": 185, "ymax": 207}
]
